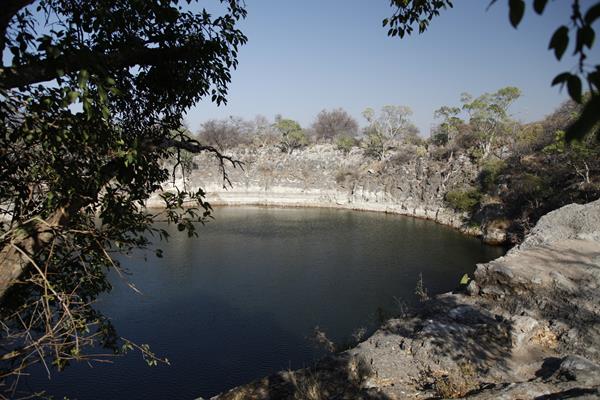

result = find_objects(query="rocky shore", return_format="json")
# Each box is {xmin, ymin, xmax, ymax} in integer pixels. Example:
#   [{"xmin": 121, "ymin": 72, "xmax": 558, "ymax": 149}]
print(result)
[{"xmin": 208, "ymin": 199, "xmax": 600, "ymax": 399}]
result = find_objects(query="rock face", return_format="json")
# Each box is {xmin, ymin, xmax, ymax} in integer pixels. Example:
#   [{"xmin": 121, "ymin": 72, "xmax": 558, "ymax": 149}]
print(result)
[
  {"xmin": 151, "ymin": 144, "xmax": 506, "ymax": 243},
  {"xmin": 512, "ymin": 199, "xmax": 600, "ymax": 251},
  {"xmin": 210, "ymin": 199, "xmax": 600, "ymax": 400}
]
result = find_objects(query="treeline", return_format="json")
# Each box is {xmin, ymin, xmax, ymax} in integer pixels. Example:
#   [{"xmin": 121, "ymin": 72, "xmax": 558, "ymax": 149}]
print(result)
[
  {"xmin": 193, "ymin": 106, "xmax": 424, "ymax": 156},
  {"xmin": 189, "ymin": 86, "xmax": 599, "ymax": 241}
]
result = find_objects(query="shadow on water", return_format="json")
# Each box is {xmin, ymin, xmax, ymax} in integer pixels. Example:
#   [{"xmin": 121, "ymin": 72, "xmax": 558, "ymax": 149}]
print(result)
[
  {"xmin": 21, "ymin": 207, "xmax": 505, "ymax": 399},
  {"xmin": 23, "ymin": 291, "xmax": 316, "ymax": 399},
  {"xmin": 213, "ymin": 295, "xmax": 515, "ymax": 399}
]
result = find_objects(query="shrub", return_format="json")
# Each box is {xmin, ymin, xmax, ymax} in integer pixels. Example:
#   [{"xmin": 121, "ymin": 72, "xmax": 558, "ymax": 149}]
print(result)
[
  {"xmin": 478, "ymin": 159, "xmax": 506, "ymax": 192},
  {"xmin": 278, "ymin": 126, "xmax": 308, "ymax": 154},
  {"xmin": 542, "ymin": 130, "xmax": 567, "ymax": 155},
  {"xmin": 430, "ymin": 130, "xmax": 449, "ymax": 146},
  {"xmin": 363, "ymin": 130, "xmax": 385, "ymax": 159},
  {"xmin": 274, "ymin": 118, "xmax": 306, "ymax": 153},
  {"xmin": 454, "ymin": 130, "xmax": 478, "ymax": 151},
  {"xmin": 513, "ymin": 123, "xmax": 544, "ymax": 154},
  {"xmin": 511, "ymin": 173, "xmax": 547, "ymax": 197},
  {"xmin": 335, "ymin": 135, "xmax": 357, "ymax": 154},
  {"xmin": 415, "ymin": 145, "xmax": 428, "ymax": 157},
  {"xmin": 445, "ymin": 188, "xmax": 482, "ymax": 213}
]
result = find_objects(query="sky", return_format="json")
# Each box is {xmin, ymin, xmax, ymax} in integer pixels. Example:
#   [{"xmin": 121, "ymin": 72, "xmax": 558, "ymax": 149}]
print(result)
[{"xmin": 186, "ymin": 0, "xmax": 600, "ymax": 137}]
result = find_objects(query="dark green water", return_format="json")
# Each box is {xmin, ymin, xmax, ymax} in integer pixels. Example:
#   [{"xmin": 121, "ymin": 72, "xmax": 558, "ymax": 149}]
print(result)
[{"xmin": 26, "ymin": 207, "xmax": 505, "ymax": 399}]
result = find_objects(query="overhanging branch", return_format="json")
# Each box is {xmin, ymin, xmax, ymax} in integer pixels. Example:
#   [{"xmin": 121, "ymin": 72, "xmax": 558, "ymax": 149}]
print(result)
[
  {"xmin": 0, "ymin": 0, "xmax": 35, "ymax": 52},
  {"xmin": 161, "ymin": 138, "xmax": 243, "ymax": 188},
  {"xmin": 0, "ymin": 40, "xmax": 219, "ymax": 89}
]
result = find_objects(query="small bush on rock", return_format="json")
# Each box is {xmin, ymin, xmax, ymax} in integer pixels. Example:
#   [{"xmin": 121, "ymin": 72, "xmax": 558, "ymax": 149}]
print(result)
[
  {"xmin": 335, "ymin": 135, "xmax": 357, "ymax": 154},
  {"xmin": 445, "ymin": 188, "xmax": 482, "ymax": 213}
]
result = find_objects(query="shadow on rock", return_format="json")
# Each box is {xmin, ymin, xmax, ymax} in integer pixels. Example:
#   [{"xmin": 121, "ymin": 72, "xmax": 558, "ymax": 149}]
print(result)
[
  {"xmin": 211, "ymin": 353, "xmax": 392, "ymax": 400},
  {"xmin": 380, "ymin": 294, "xmax": 513, "ymax": 376}
]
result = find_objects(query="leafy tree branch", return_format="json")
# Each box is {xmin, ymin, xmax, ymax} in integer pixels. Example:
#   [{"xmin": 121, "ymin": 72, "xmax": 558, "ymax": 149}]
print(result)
[{"xmin": 385, "ymin": 0, "xmax": 600, "ymax": 141}]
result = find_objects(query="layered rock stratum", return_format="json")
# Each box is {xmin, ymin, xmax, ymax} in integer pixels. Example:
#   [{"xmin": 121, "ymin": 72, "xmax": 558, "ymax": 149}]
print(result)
[{"xmin": 150, "ymin": 144, "xmax": 508, "ymax": 243}]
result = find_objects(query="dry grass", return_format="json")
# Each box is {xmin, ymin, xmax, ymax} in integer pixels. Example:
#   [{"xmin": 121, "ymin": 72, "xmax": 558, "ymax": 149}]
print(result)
[
  {"xmin": 430, "ymin": 362, "xmax": 479, "ymax": 399},
  {"xmin": 288, "ymin": 369, "xmax": 324, "ymax": 400},
  {"xmin": 531, "ymin": 326, "xmax": 558, "ymax": 349},
  {"xmin": 347, "ymin": 356, "xmax": 372, "ymax": 384}
]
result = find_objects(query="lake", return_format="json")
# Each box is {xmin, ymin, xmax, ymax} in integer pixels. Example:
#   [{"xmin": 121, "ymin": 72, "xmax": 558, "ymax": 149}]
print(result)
[{"xmin": 25, "ymin": 206, "xmax": 505, "ymax": 399}]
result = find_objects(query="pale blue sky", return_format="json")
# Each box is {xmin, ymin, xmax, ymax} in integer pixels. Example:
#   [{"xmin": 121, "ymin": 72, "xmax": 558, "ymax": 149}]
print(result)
[{"xmin": 186, "ymin": 0, "xmax": 600, "ymax": 136}]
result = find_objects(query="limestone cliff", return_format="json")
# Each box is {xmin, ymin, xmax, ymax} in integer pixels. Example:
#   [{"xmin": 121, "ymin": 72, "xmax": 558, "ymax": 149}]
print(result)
[{"xmin": 151, "ymin": 144, "xmax": 509, "ymax": 243}]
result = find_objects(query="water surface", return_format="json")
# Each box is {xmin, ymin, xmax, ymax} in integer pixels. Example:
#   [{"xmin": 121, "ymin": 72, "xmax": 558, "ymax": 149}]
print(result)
[{"xmin": 26, "ymin": 207, "xmax": 505, "ymax": 399}]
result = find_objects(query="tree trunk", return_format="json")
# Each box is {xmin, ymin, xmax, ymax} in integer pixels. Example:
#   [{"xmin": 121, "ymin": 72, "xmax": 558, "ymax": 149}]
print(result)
[{"xmin": 0, "ymin": 208, "xmax": 69, "ymax": 301}]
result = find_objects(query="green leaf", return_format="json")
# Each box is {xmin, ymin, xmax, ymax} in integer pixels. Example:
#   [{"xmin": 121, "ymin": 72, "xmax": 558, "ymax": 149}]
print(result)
[
  {"xmin": 549, "ymin": 26, "xmax": 569, "ymax": 60},
  {"xmin": 101, "ymin": 105, "xmax": 110, "ymax": 120},
  {"xmin": 125, "ymin": 150, "xmax": 136, "ymax": 166},
  {"xmin": 551, "ymin": 72, "xmax": 571, "ymax": 87},
  {"xmin": 565, "ymin": 94, "xmax": 600, "ymax": 141},
  {"xmin": 78, "ymin": 69, "xmax": 89, "ymax": 88},
  {"xmin": 82, "ymin": 97, "xmax": 92, "ymax": 115},
  {"xmin": 459, "ymin": 274, "xmax": 470, "ymax": 285},
  {"xmin": 585, "ymin": 3, "xmax": 600, "ymax": 25},
  {"xmin": 162, "ymin": 7, "xmax": 180, "ymax": 22},
  {"xmin": 533, "ymin": 0, "xmax": 548, "ymax": 14},
  {"xmin": 567, "ymin": 75, "xmax": 582, "ymax": 103},
  {"xmin": 509, "ymin": 0, "xmax": 525, "ymax": 28},
  {"xmin": 588, "ymin": 68, "xmax": 600, "ymax": 91},
  {"xmin": 67, "ymin": 90, "xmax": 79, "ymax": 104},
  {"xmin": 98, "ymin": 85, "xmax": 108, "ymax": 103},
  {"xmin": 575, "ymin": 26, "xmax": 595, "ymax": 53}
]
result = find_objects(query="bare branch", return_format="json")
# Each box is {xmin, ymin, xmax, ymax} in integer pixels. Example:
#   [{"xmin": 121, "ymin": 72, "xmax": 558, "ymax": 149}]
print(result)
[{"xmin": 161, "ymin": 138, "xmax": 244, "ymax": 188}]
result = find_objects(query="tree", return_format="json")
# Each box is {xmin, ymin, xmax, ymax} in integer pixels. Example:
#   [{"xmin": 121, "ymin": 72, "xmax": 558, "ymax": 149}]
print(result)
[
  {"xmin": 429, "ymin": 87, "xmax": 521, "ymax": 160},
  {"xmin": 431, "ymin": 106, "xmax": 463, "ymax": 146},
  {"xmin": 362, "ymin": 105, "xmax": 418, "ymax": 159},
  {"xmin": 197, "ymin": 116, "xmax": 252, "ymax": 152},
  {"xmin": 0, "ymin": 0, "xmax": 246, "ymax": 394},
  {"xmin": 335, "ymin": 135, "xmax": 358, "ymax": 154},
  {"xmin": 251, "ymin": 115, "xmax": 280, "ymax": 147},
  {"xmin": 312, "ymin": 108, "xmax": 359, "ymax": 142},
  {"xmin": 461, "ymin": 86, "xmax": 521, "ymax": 159},
  {"xmin": 384, "ymin": 0, "xmax": 600, "ymax": 142},
  {"xmin": 275, "ymin": 118, "xmax": 308, "ymax": 154}
]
